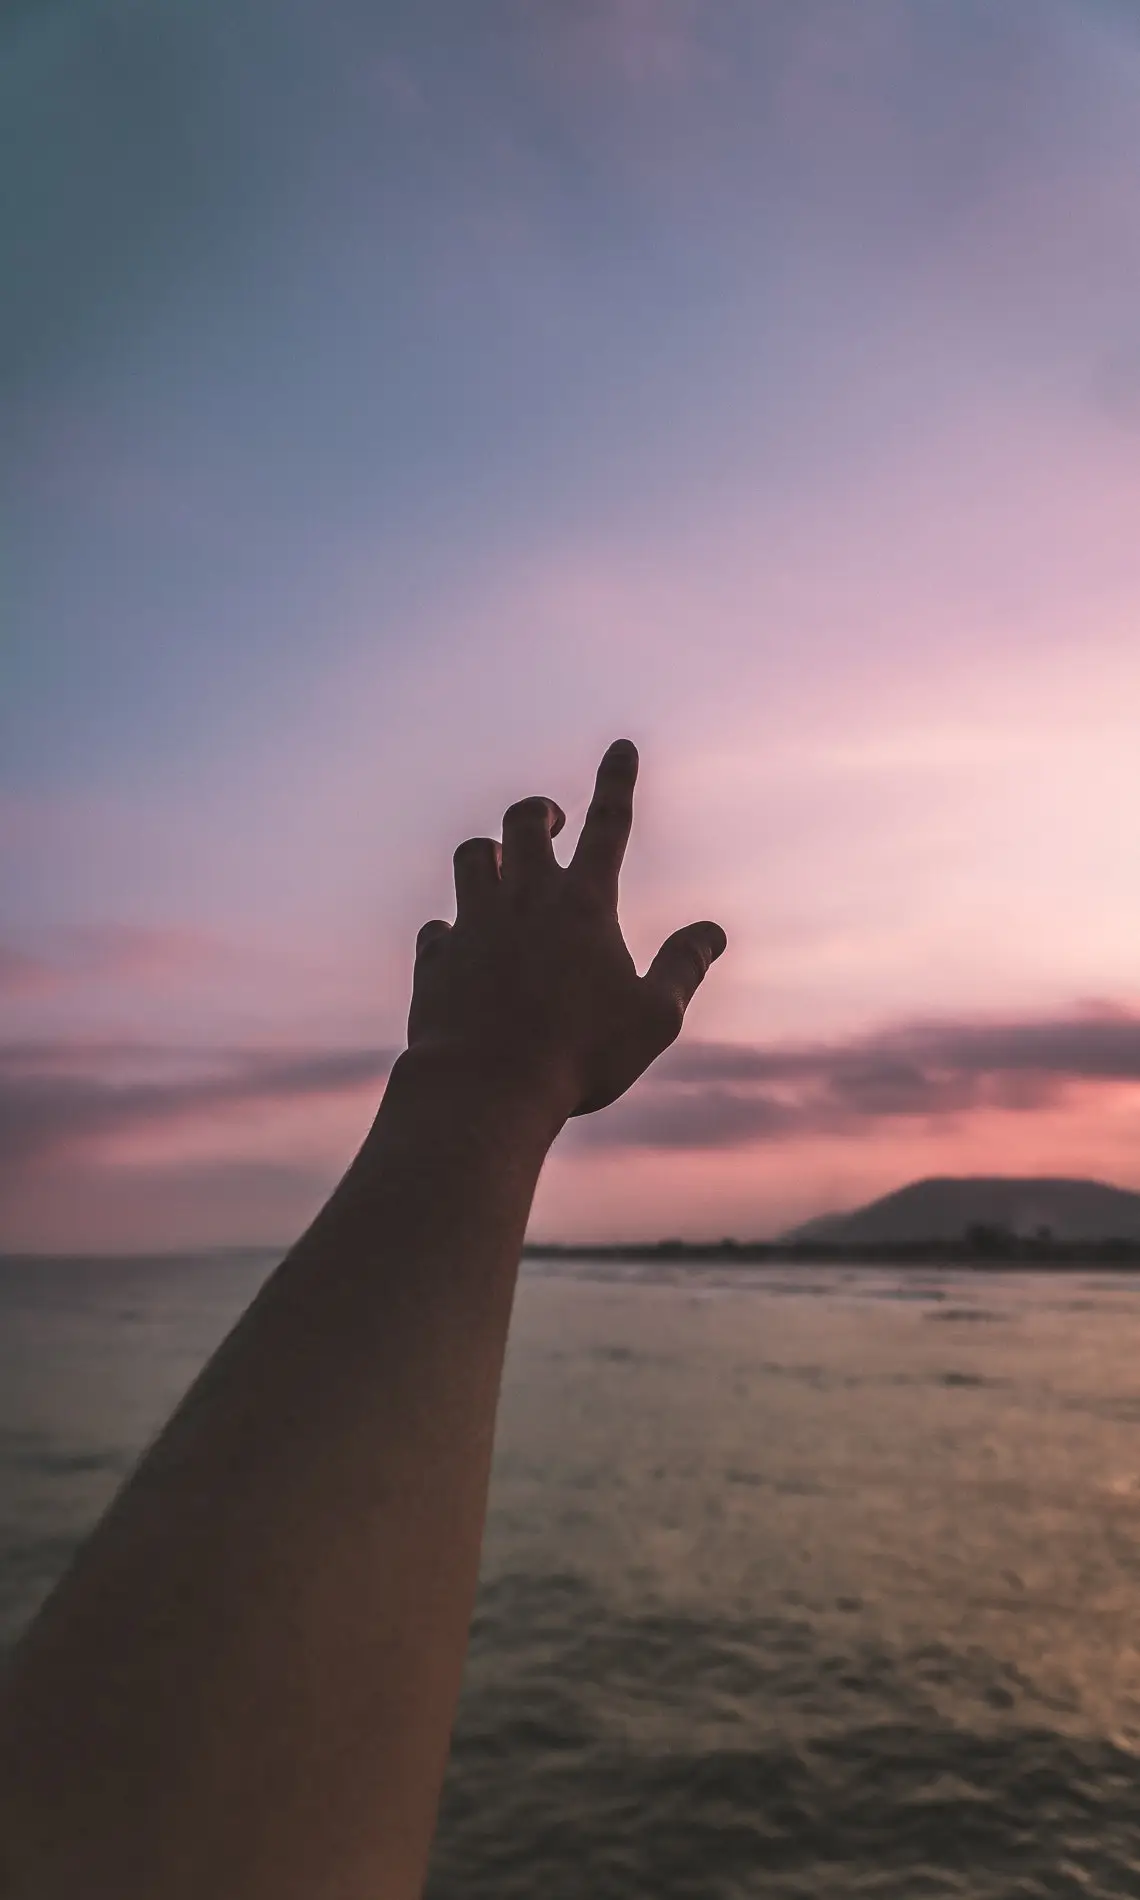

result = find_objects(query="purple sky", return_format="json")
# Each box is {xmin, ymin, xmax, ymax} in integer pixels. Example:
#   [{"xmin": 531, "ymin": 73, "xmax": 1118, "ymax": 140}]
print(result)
[{"xmin": 5, "ymin": 0, "xmax": 1140, "ymax": 1249}]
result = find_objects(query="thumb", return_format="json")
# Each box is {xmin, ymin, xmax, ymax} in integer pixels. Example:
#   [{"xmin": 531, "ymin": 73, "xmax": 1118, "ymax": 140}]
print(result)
[{"xmin": 644, "ymin": 920, "xmax": 727, "ymax": 1013}]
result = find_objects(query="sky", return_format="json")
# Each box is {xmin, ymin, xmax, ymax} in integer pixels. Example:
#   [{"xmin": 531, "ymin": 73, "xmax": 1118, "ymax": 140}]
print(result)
[{"xmin": 4, "ymin": 0, "xmax": 1140, "ymax": 1250}]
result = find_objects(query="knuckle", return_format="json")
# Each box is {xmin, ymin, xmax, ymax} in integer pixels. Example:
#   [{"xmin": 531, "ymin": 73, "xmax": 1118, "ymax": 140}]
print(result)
[
  {"xmin": 589, "ymin": 797, "xmax": 629, "ymax": 828},
  {"xmin": 664, "ymin": 990, "xmax": 686, "ymax": 1035},
  {"xmin": 648, "ymin": 985, "xmax": 685, "ymax": 1040},
  {"xmin": 454, "ymin": 836, "xmax": 491, "ymax": 860},
  {"xmin": 415, "ymin": 924, "xmax": 448, "ymax": 960},
  {"xmin": 682, "ymin": 938, "xmax": 709, "ymax": 977},
  {"xmin": 504, "ymin": 795, "xmax": 550, "ymax": 825}
]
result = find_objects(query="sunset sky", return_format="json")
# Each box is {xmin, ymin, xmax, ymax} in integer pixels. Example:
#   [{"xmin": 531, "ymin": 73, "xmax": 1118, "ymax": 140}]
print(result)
[{"xmin": 6, "ymin": 0, "xmax": 1140, "ymax": 1250}]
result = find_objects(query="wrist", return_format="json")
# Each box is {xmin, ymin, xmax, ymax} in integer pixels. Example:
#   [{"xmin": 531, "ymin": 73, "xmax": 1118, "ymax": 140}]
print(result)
[
  {"xmin": 314, "ymin": 1039, "xmax": 567, "ymax": 1261},
  {"xmin": 377, "ymin": 1040, "xmax": 575, "ymax": 1148}
]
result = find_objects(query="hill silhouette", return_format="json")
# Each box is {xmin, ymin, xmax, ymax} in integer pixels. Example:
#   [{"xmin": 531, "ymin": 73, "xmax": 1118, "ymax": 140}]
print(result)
[{"xmin": 783, "ymin": 1176, "xmax": 1140, "ymax": 1247}]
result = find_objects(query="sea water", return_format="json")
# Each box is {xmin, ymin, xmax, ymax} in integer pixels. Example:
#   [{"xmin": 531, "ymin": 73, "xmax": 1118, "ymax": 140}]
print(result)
[{"xmin": 3, "ymin": 1252, "xmax": 1140, "ymax": 1897}]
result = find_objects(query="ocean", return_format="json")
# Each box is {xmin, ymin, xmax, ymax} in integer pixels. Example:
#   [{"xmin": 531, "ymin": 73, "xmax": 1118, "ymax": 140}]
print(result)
[{"xmin": 3, "ymin": 1251, "xmax": 1140, "ymax": 1897}]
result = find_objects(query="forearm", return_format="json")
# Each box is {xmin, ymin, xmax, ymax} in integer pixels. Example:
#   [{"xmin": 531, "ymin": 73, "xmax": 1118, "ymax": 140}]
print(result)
[
  {"xmin": 0, "ymin": 1049, "xmax": 563, "ymax": 1900},
  {"xmin": 0, "ymin": 736, "xmax": 726, "ymax": 1899}
]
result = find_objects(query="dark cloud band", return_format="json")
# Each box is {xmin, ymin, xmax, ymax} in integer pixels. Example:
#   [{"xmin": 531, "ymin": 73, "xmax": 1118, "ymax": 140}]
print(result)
[
  {"xmin": 0, "ymin": 1042, "xmax": 395, "ymax": 1177},
  {"xmin": 4, "ymin": 1008, "xmax": 1140, "ymax": 1180},
  {"xmin": 568, "ymin": 1009, "xmax": 1140, "ymax": 1151}
]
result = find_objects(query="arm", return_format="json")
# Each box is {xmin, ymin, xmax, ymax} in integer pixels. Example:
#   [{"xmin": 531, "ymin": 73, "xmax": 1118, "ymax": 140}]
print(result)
[{"xmin": 0, "ymin": 740, "xmax": 725, "ymax": 1900}]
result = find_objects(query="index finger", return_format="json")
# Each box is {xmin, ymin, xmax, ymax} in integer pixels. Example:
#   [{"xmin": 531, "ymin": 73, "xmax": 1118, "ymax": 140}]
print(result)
[{"xmin": 568, "ymin": 739, "xmax": 638, "ymax": 901}]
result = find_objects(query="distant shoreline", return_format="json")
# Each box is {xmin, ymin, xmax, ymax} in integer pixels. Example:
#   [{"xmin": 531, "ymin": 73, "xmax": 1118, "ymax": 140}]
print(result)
[
  {"xmin": 5, "ymin": 1240, "xmax": 1140, "ymax": 1271},
  {"xmin": 523, "ymin": 1238, "xmax": 1140, "ymax": 1269}
]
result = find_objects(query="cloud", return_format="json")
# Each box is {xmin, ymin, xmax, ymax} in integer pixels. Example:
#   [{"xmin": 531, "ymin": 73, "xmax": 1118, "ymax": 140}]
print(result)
[
  {"xmin": 0, "ymin": 926, "xmax": 226, "ymax": 999},
  {"xmin": 0, "ymin": 946, "xmax": 56, "ymax": 998},
  {"xmin": 8, "ymin": 1006, "xmax": 1140, "ymax": 1184},
  {"xmin": 570, "ymin": 1006, "xmax": 1140, "ymax": 1151},
  {"xmin": 0, "ymin": 1039, "xmax": 396, "ymax": 1176}
]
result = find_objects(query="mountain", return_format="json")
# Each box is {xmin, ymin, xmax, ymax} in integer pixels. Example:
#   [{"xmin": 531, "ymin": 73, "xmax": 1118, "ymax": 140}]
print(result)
[{"xmin": 782, "ymin": 1176, "xmax": 1140, "ymax": 1246}]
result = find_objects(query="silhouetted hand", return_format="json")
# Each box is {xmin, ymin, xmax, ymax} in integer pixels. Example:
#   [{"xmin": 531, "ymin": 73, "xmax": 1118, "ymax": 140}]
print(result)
[
  {"xmin": 407, "ymin": 740, "xmax": 726, "ymax": 1121},
  {"xmin": 0, "ymin": 738, "xmax": 726, "ymax": 1900}
]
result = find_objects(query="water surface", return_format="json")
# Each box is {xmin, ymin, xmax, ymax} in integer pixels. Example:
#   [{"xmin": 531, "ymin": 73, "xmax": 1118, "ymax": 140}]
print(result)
[{"xmin": 3, "ymin": 1253, "xmax": 1140, "ymax": 1896}]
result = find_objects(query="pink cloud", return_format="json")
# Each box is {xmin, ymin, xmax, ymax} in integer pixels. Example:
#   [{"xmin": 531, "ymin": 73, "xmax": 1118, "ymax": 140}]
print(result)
[
  {"xmin": 0, "ymin": 946, "xmax": 58, "ymax": 999},
  {"xmin": 0, "ymin": 925, "xmax": 230, "ymax": 1002},
  {"xmin": 0, "ymin": 1037, "xmax": 395, "ymax": 1180},
  {"xmin": 537, "ymin": 1091, "xmax": 1140, "ymax": 1245},
  {"xmin": 563, "ymin": 1009, "xmax": 1140, "ymax": 1153},
  {"xmin": 8, "ymin": 1004, "xmax": 1140, "ymax": 1249}
]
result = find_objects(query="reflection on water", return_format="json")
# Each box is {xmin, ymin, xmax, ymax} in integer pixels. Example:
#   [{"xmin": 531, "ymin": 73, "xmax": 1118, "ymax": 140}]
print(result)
[{"xmin": 4, "ymin": 1255, "xmax": 1140, "ymax": 1896}]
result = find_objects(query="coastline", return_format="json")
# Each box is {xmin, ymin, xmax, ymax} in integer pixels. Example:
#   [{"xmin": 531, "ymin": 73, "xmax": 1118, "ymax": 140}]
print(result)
[{"xmin": 523, "ymin": 1236, "xmax": 1140, "ymax": 1269}]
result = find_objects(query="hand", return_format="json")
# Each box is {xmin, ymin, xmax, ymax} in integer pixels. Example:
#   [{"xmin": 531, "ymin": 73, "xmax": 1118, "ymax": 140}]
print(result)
[{"xmin": 406, "ymin": 740, "xmax": 726, "ymax": 1122}]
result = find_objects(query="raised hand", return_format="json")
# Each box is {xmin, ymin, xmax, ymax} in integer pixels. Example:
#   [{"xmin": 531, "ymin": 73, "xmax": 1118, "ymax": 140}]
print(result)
[
  {"xmin": 0, "ymin": 738, "xmax": 728, "ymax": 1900},
  {"xmin": 407, "ymin": 739, "xmax": 726, "ymax": 1122}
]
